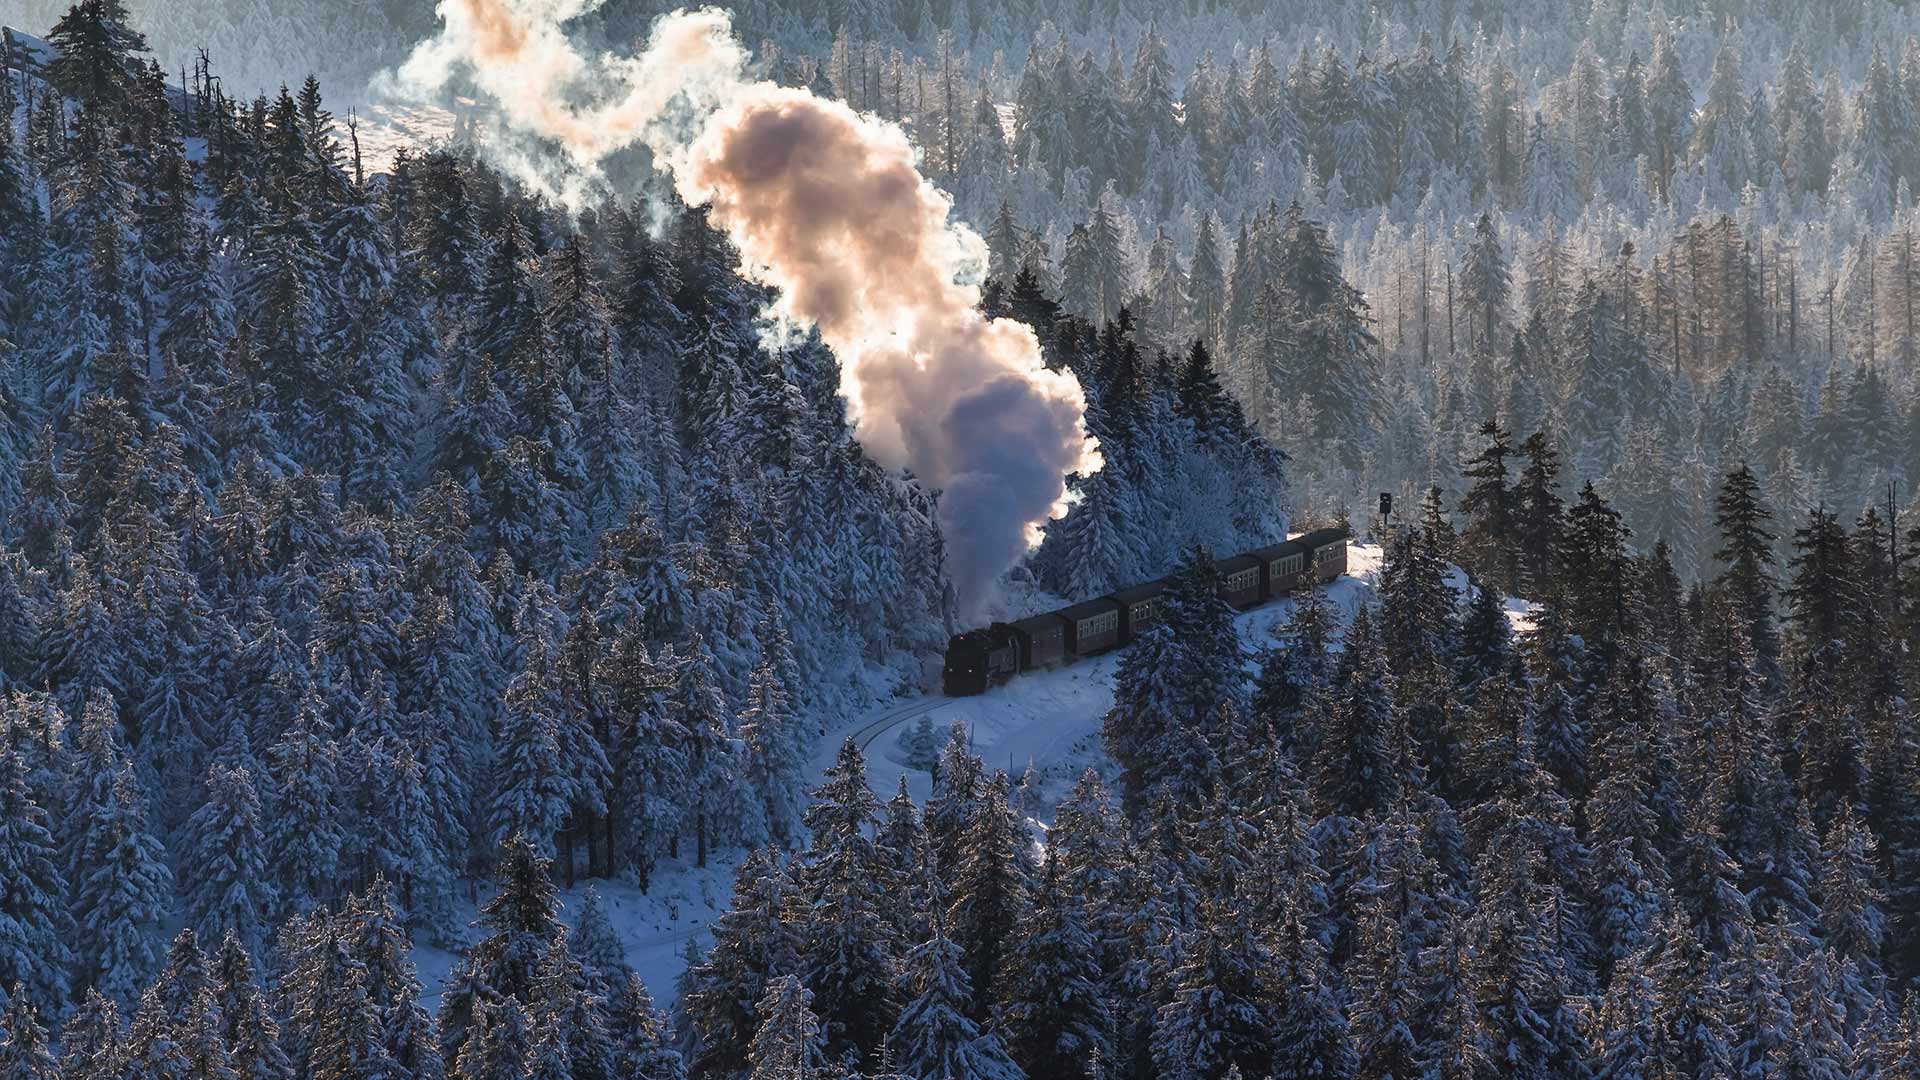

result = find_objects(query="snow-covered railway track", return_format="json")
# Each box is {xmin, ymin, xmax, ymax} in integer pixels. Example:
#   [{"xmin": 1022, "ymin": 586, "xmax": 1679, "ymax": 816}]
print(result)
[{"xmin": 847, "ymin": 695, "xmax": 945, "ymax": 755}]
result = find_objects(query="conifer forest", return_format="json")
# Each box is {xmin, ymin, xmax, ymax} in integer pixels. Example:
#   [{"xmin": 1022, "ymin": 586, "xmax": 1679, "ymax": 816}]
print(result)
[{"xmin": 3, "ymin": 0, "xmax": 1920, "ymax": 1077}]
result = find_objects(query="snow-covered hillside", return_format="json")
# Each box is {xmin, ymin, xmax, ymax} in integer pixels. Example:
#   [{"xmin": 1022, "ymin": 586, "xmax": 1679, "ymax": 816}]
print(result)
[
  {"xmin": 843, "ymin": 542, "xmax": 1389, "ymax": 812},
  {"xmin": 424, "ymin": 543, "xmax": 1389, "ymax": 1009}
]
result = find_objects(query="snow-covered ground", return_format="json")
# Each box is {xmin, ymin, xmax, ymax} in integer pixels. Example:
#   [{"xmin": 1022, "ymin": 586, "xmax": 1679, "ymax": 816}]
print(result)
[
  {"xmin": 414, "ymin": 543, "xmax": 1387, "ymax": 1008},
  {"xmin": 833, "ymin": 542, "xmax": 1387, "ymax": 813},
  {"xmin": 413, "ymin": 847, "xmax": 745, "ymax": 1012},
  {"xmin": 351, "ymin": 99, "xmax": 458, "ymax": 172}
]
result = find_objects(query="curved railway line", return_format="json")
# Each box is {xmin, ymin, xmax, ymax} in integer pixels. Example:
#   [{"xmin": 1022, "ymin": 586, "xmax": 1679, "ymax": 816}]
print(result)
[{"xmin": 846, "ymin": 695, "xmax": 948, "ymax": 755}]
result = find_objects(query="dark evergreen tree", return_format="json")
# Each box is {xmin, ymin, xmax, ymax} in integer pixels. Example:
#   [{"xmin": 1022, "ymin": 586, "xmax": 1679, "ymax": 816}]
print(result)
[
  {"xmin": 798, "ymin": 741, "xmax": 898, "ymax": 1065},
  {"xmin": 945, "ymin": 772, "xmax": 1032, "ymax": 1018},
  {"xmin": 1712, "ymin": 465, "xmax": 1781, "ymax": 680},
  {"xmin": 438, "ymin": 835, "xmax": 564, "ymax": 1065},
  {"xmin": 998, "ymin": 853, "xmax": 1113, "ymax": 1079},
  {"xmin": 0, "ymin": 740, "xmax": 69, "ymax": 1013},
  {"xmin": 1512, "ymin": 432, "xmax": 1568, "ymax": 598}
]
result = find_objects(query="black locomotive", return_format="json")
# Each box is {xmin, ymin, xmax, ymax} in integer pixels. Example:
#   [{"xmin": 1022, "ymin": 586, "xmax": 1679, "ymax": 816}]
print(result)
[{"xmin": 942, "ymin": 528, "xmax": 1350, "ymax": 696}]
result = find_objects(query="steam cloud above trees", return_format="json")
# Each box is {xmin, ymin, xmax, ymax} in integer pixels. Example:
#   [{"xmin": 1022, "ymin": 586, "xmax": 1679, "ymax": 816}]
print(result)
[{"xmin": 392, "ymin": 0, "xmax": 1103, "ymax": 611}]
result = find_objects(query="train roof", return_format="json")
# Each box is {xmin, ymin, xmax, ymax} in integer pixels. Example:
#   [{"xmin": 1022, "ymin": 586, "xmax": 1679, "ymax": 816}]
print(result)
[
  {"xmin": 1112, "ymin": 579, "xmax": 1168, "ymax": 604},
  {"xmin": 1293, "ymin": 526, "xmax": 1351, "ymax": 549},
  {"xmin": 1055, "ymin": 596, "xmax": 1122, "ymax": 622},
  {"xmin": 1249, "ymin": 538, "xmax": 1308, "ymax": 562},
  {"xmin": 1009, "ymin": 612, "xmax": 1069, "ymax": 634},
  {"xmin": 1219, "ymin": 552, "xmax": 1263, "ymax": 573}
]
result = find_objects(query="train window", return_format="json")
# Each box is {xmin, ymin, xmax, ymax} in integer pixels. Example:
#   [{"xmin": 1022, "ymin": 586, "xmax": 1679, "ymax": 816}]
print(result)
[{"xmin": 1082, "ymin": 611, "xmax": 1118, "ymax": 636}]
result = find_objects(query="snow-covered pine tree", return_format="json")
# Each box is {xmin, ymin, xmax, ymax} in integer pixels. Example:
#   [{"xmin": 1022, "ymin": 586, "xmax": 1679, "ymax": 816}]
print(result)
[
  {"xmin": 997, "ymin": 851, "xmax": 1114, "ymax": 1078},
  {"xmin": 438, "ymin": 834, "xmax": 564, "ymax": 1065},
  {"xmin": 179, "ymin": 760, "xmax": 273, "ymax": 955},
  {"xmin": 0, "ymin": 738, "xmax": 70, "ymax": 1013},
  {"xmin": 748, "ymin": 976, "xmax": 827, "ymax": 1080},
  {"xmin": 608, "ymin": 972, "xmax": 687, "ymax": 1080},
  {"xmin": 798, "ymin": 740, "xmax": 899, "ymax": 1063}
]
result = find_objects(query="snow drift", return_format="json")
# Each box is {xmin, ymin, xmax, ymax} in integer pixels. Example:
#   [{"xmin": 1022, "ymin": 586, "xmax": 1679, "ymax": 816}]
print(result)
[{"xmin": 391, "ymin": 0, "xmax": 1102, "ymax": 613}]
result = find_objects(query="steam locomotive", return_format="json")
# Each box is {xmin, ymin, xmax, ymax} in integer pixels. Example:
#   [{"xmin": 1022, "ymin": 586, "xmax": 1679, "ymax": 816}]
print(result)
[{"xmin": 942, "ymin": 528, "xmax": 1351, "ymax": 696}]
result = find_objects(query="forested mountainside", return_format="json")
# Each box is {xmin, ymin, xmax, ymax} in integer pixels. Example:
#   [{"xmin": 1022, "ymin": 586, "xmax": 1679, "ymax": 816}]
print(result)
[
  {"xmin": 0, "ymin": 0, "xmax": 1281, "ymax": 1035},
  {"xmin": 4, "ymin": 2, "xmax": 1920, "ymax": 1080},
  {"xmin": 309, "ymin": 0, "xmax": 1920, "ymax": 582},
  {"xmin": 700, "ymin": 0, "xmax": 1920, "ymax": 582},
  {"xmin": 18, "ymin": 0, "xmax": 1920, "ymax": 564},
  {"xmin": 684, "ymin": 495, "xmax": 1920, "ymax": 1080},
  {"xmin": 615, "ymin": 0, "xmax": 1920, "ymax": 575}
]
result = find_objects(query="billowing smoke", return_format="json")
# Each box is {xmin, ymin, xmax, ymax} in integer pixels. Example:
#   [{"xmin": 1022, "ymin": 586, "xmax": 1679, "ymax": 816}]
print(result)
[{"xmin": 392, "ymin": 0, "xmax": 1101, "ymax": 613}]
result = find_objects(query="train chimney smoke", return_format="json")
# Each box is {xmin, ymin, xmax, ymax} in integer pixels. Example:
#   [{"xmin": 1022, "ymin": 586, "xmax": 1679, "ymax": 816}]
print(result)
[{"xmin": 393, "ymin": 1, "xmax": 1101, "ymax": 613}]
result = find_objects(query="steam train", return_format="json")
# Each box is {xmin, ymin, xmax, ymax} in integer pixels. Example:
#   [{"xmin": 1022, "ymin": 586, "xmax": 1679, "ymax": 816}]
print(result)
[{"xmin": 942, "ymin": 528, "xmax": 1351, "ymax": 696}]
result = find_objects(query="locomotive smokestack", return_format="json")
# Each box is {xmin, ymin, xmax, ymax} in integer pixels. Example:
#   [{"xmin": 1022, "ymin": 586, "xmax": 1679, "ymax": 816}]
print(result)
[{"xmin": 393, "ymin": 0, "xmax": 1101, "ymax": 613}]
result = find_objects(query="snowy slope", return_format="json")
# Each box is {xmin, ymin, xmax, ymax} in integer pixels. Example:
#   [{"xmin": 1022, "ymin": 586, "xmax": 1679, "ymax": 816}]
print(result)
[
  {"xmin": 825, "ymin": 542, "xmax": 1387, "ymax": 813},
  {"xmin": 414, "ymin": 544, "xmax": 1387, "ymax": 1009},
  {"xmin": 0, "ymin": 27, "xmax": 56, "ymax": 77}
]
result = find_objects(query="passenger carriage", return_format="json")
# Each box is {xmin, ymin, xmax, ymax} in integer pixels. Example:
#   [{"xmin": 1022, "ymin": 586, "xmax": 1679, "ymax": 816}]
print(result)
[{"xmin": 941, "ymin": 528, "xmax": 1351, "ymax": 696}]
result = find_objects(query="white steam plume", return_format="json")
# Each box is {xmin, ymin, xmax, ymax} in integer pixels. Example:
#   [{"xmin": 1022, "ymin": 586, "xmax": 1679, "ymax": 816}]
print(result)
[{"xmin": 392, "ymin": 0, "xmax": 1102, "ymax": 613}]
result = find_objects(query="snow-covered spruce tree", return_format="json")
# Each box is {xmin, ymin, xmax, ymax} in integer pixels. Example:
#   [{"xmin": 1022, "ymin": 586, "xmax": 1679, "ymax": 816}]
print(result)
[
  {"xmin": 797, "ymin": 740, "xmax": 899, "ymax": 1065},
  {"xmin": 438, "ymin": 834, "xmax": 565, "ymax": 1066},
  {"xmin": 608, "ymin": 972, "xmax": 687, "ymax": 1080},
  {"xmin": 373, "ymin": 738, "xmax": 457, "ymax": 935},
  {"xmin": 55, "ymin": 989, "xmax": 125, "ymax": 1080},
  {"xmin": 1373, "ymin": 523, "xmax": 1456, "ymax": 697},
  {"xmin": 178, "ymin": 759, "xmax": 273, "ymax": 956},
  {"xmin": 327, "ymin": 879, "xmax": 444, "ymax": 1080},
  {"xmin": 740, "ymin": 654, "xmax": 806, "ymax": 849},
  {"xmin": 1711, "ymin": 464, "xmax": 1781, "ymax": 684},
  {"xmin": 876, "ymin": 781, "xmax": 929, "ymax": 945},
  {"xmin": 996, "ymin": 851, "xmax": 1114, "ymax": 1078},
  {"xmin": 923, "ymin": 722, "xmax": 983, "ymax": 878},
  {"xmin": 1311, "ymin": 605, "xmax": 1404, "ymax": 820},
  {"xmin": 456, "ymin": 996, "xmax": 536, "ymax": 1080},
  {"xmin": 1149, "ymin": 893, "xmax": 1282, "ymax": 1080},
  {"xmin": 1463, "ymin": 834, "xmax": 1589, "ymax": 1080},
  {"xmin": 682, "ymin": 846, "xmax": 804, "ymax": 1079},
  {"xmin": 264, "ymin": 683, "xmax": 345, "ymax": 920},
  {"xmin": 1346, "ymin": 893, "xmax": 1424, "ymax": 1080},
  {"xmin": 528, "ymin": 928, "xmax": 620, "ymax": 1080},
  {"xmin": 570, "ymin": 884, "xmax": 630, "ymax": 999},
  {"xmin": 0, "ymin": 738, "xmax": 70, "ymax": 1014},
  {"xmin": 945, "ymin": 771, "xmax": 1033, "ymax": 1019},
  {"xmin": 118, "ymin": 983, "xmax": 195, "ymax": 1080},
  {"xmin": 742, "ymin": 975, "xmax": 824, "ymax": 1080},
  {"xmin": 212, "ymin": 932, "xmax": 294, "ymax": 1080},
  {"xmin": 1820, "ymin": 801, "xmax": 1888, "ymax": 983},
  {"xmin": 1103, "ymin": 544, "xmax": 1244, "ymax": 812},
  {"xmin": 68, "ymin": 762, "xmax": 172, "ymax": 1007},
  {"xmin": 0, "ymin": 988, "xmax": 60, "ymax": 1080},
  {"xmin": 888, "ymin": 903, "xmax": 1024, "ymax": 1080},
  {"xmin": 489, "ymin": 640, "xmax": 578, "ymax": 861},
  {"xmin": 670, "ymin": 636, "xmax": 743, "ymax": 869}
]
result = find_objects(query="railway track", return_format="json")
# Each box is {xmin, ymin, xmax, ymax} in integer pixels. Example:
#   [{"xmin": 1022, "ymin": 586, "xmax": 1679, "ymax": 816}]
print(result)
[{"xmin": 845, "ymin": 694, "xmax": 947, "ymax": 755}]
